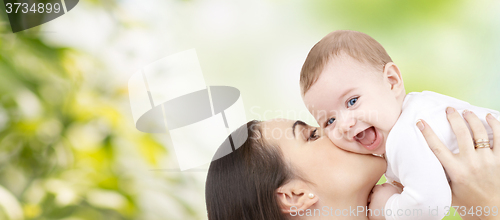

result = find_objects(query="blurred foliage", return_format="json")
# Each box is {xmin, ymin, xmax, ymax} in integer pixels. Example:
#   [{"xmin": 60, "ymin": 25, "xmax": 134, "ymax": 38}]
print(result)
[
  {"xmin": 0, "ymin": 2, "xmax": 201, "ymax": 220},
  {"xmin": 307, "ymin": 0, "xmax": 459, "ymax": 31}
]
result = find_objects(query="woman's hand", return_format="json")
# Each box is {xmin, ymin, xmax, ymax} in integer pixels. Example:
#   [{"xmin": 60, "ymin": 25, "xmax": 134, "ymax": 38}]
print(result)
[{"xmin": 417, "ymin": 107, "xmax": 500, "ymax": 220}]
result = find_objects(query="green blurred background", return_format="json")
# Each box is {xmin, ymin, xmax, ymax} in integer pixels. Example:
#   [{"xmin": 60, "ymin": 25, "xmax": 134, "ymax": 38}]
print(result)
[{"xmin": 0, "ymin": 0, "xmax": 499, "ymax": 219}]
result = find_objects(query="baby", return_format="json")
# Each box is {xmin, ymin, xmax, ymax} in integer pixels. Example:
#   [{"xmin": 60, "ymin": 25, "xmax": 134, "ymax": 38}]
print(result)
[{"xmin": 300, "ymin": 30, "xmax": 499, "ymax": 220}]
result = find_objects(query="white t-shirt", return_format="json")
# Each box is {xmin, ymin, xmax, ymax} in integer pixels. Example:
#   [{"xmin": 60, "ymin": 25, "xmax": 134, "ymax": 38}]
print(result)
[{"xmin": 383, "ymin": 91, "xmax": 499, "ymax": 220}]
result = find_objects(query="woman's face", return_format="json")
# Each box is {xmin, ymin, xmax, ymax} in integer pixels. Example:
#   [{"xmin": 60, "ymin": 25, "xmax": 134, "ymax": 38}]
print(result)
[{"xmin": 261, "ymin": 119, "xmax": 387, "ymax": 206}]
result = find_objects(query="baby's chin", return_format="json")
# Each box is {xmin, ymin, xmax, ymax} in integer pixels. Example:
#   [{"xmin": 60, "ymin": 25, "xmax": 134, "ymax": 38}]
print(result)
[
  {"xmin": 351, "ymin": 142, "xmax": 386, "ymax": 156},
  {"xmin": 358, "ymin": 148, "xmax": 386, "ymax": 156},
  {"xmin": 342, "ymin": 146, "xmax": 385, "ymax": 156},
  {"xmin": 370, "ymin": 144, "xmax": 386, "ymax": 156}
]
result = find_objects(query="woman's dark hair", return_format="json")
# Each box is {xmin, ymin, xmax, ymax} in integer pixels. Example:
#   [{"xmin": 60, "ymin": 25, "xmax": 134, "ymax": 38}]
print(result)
[{"xmin": 205, "ymin": 120, "xmax": 295, "ymax": 220}]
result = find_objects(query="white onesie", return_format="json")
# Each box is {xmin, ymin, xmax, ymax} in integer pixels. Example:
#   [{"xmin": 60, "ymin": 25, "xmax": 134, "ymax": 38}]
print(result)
[{"xmin": 383, "ymin": 91, "xmax": 499, "ymax": 220}]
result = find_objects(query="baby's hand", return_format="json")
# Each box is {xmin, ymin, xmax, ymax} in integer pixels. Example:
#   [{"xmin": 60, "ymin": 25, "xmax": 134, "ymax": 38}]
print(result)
[{"xmin": 368, "ymin": 183, "xmax": 401, "ymax": 220}]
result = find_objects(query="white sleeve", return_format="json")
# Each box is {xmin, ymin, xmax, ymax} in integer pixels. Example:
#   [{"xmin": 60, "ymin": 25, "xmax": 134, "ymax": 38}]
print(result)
[{"xmin": 384, "ymin": 110, "xmax": 451, "ymax": 220}]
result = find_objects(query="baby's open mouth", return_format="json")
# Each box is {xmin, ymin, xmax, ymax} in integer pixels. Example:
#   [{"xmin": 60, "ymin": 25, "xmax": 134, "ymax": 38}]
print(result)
[{"xmin": 354, "ymin": 126, "xmax": 382, "ymax": 151}]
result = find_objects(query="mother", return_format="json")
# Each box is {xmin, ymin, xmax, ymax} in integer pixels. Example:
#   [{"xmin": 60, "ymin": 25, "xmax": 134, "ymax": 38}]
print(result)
[
  {"xmin": 205, "ymin": 111, "xmax": 500, "ymax": 219},
  {"xmin": 206, "ymin": 119, "xmax": 385, "ymax": 219}
]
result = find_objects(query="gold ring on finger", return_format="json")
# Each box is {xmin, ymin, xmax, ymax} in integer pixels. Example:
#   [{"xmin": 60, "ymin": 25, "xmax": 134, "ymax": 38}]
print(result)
[
  {"xmin": 475, "ymin": 143, "xmax": 491, "ymax": 149},
  {"xmin": 474, "ymin": 139, "xmax": 490, "ymax": 144}
]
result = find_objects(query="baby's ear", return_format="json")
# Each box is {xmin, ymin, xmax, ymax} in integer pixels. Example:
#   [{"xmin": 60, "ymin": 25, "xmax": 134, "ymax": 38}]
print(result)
[
  {"xmin": 276, "ymin": 180, "xmax": 318, "ymax": 214},
  {"xmin": 383, "ymin": 62, "xmax": 405, "ymax": 97}
]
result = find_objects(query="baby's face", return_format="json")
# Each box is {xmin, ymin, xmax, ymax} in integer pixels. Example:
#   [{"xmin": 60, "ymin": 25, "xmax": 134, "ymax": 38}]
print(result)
[{"xmin": 303, "ymin": 55, "xmax": 402, "ymax": 155}]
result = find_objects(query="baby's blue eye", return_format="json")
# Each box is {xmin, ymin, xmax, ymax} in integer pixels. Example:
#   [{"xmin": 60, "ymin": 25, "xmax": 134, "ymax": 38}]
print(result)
[
  {"xmin": 347, "ymin": 97, "xmax": 358, "ymax": 107},
  {"xmin": 326, "ymin": 118, "xmax": 335, "ymax": 126}
]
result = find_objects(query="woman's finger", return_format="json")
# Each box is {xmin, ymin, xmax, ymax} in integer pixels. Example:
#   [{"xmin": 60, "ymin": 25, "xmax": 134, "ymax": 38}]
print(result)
[
  {"xmin": 446, "ymin": 107, "xmax": 474, "ymax": 155},
  {"xmin": 486, "ymin": 113, "xmax": 500, "ymax": 155},
  {"xmin": 417, "ymin": 119, "xmax": 455, "ymax": 168},
  {"xmin": 463, "ymin": 110, "xmax": 491, "ymax": 151}
]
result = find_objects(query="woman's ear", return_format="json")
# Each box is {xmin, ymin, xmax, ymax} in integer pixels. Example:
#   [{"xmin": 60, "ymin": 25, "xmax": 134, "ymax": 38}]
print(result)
[
  {"xmin": 382, "ymin": 62, "xmax": 405, "ymax": 99},
  {"xmin": 276, "ymin": 180, "xmax": 318, "ymax": 214}
]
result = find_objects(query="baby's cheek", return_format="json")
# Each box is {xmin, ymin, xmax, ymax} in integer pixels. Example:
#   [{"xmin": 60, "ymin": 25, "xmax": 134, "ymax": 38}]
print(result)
[
  {"xmin": 326, "ymin": 127, "xmax": 342, "ymax": 140},
  {"xmin": 326, "ymin": 128, "xmax": 362, "ymax": 154},
  {"xmin": 326, "ymin": 129, "xmax": 346, "ymax": 147},
  {"xmin": 325, "ymin": 128, "xmax": 337, "ymax": 141}
]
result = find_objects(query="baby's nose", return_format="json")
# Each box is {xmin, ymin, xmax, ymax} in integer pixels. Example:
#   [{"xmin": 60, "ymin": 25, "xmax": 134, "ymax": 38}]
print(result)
[{"xmin": 338, "ymin": 118, "xmax": 356, "ymax": 138}]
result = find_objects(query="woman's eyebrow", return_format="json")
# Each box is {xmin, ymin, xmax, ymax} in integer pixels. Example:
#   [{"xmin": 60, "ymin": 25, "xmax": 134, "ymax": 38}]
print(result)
[{"xmin": 292, "ymin": 120, "xmax": 307, "ymax": 138}]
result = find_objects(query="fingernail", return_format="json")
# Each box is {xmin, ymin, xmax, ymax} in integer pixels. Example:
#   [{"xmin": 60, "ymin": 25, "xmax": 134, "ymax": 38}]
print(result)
[
  {"xmin": 487, "ymin": 113, "xmax": 495, "ymax": 120},
  {"xmin": 463, "ymin": 109, "xmax": 472, "ymax": 116},
  {"xmin": 446, "ymin": 107, "xmax": 455, "ymax": 114},
  {"xmin": 416, "ymin": 120, "xmax": 425, "ymax": 131}
]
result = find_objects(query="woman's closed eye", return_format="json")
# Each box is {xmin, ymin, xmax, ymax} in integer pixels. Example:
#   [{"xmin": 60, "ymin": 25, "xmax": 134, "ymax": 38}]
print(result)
[{"xmin": 307, "ymin": 128, "xmax": 319, "ymax": 141}]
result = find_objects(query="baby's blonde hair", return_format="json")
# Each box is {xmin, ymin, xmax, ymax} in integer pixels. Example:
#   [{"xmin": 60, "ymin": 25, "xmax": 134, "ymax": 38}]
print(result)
[{"xmin": 300, "ymin": 30, "xmax": 393, "ymax": 95}]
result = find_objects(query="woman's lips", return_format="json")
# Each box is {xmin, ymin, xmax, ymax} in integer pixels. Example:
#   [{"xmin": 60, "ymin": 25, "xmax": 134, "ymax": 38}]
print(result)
[{"xmin": 354, "ymin": 126, "xmax": 382, "ymax": 151}]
